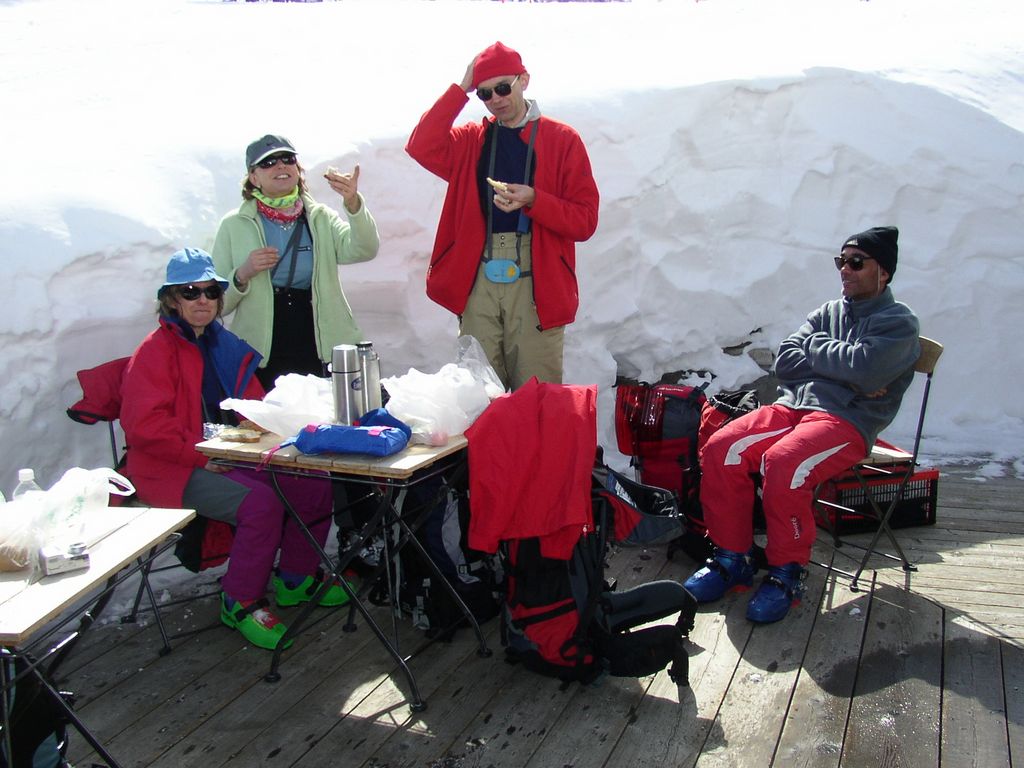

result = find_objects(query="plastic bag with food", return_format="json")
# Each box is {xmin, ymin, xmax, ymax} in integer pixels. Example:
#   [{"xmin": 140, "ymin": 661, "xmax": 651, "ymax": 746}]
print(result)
[
  {"xmin": 382, "ymin": 336, "xmax": 504, "ymax": 446},
  {"xmin": 0, "ymin": 501, "xmax": 39, "ymax": 572},
  {"xmin": 36, "ymin": 467, "xmax": 136, "ymax": 548},
  {"xmin": 220, "ymin": 373, "xmax": 333, "ymax": 438}
]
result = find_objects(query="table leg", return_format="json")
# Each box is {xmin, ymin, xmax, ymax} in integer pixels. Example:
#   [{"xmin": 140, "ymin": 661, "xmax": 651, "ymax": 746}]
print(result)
[
  {"xmin": 264, "ymin": 473, "xmax": 427, "ymax": 711},
  {"xmin": 35, "ymin": 660, "xmax": 123, "ymax": 767},
  {"xmin": 384, "ymin": 493, "xmax": 492, "ymax": 659},
  {"xmin": 2, "ymin": 649, "xmax": 124, "ymax": 768},
  {"xmin": 130, "ymin": 550, "xmax": 173, "ymax": 656},
  {"xmin": 1, "ymin": 652, "xmax": 12, "ymax": 768}
]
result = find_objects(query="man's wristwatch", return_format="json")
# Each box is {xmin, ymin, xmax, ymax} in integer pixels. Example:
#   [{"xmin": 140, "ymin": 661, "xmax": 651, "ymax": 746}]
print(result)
[{"xmin": 233, "ymin": 273, "xmax": 247, "ymax": 290}]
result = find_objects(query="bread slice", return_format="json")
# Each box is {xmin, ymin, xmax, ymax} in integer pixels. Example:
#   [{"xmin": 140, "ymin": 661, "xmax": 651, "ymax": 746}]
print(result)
[{"xmin": 219, "ymin": 427, "xmax": 263, "ymax": 443}]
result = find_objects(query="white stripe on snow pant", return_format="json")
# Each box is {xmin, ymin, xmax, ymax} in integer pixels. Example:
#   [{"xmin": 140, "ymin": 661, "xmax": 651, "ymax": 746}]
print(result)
[
  {"xmin": 724, "ymin": 427, "xmax": 791, "ymax": 466},
  {"xmin": 789, "ymin": 442, "xmax": 853, "ymax": 490}
]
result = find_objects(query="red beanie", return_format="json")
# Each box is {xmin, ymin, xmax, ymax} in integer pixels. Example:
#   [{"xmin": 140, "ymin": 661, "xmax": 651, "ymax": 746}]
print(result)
[{"xmin": 472, "ymin": 42, "xmax": 525, "ymax": 88}]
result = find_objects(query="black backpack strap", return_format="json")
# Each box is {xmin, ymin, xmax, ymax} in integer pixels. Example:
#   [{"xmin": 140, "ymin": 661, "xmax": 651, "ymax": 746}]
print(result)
[
  {"xmin": 513, "ymin": 600, "xmax": 577, "ymax": 629},
  {"xmin": 559, "ymin": 498, "xmax": 609, "ymax": 670}
]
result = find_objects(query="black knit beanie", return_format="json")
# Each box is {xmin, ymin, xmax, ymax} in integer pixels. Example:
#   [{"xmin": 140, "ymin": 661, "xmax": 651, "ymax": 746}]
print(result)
[{"xmin": 842, "ymin": 226, "xmax": 899, "ymax": 281}]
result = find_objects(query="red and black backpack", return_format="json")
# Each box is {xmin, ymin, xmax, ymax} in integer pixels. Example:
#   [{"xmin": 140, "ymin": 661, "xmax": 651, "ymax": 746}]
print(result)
[{"xmin": 500, "ymin": 460, "xmax": 697, "ymax": 685}]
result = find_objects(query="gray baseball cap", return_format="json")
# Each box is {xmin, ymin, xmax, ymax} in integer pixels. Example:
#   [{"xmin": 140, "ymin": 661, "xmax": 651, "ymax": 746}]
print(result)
[{"xmin": 245, "ymin": 134, "xmax": 296, "ymax": 168}]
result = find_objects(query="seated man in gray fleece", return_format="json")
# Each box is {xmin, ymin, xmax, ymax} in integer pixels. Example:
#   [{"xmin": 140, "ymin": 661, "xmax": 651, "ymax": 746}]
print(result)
[{"xmin": 684, "ymin": 226, "xmax": 920, "ymax": 623}]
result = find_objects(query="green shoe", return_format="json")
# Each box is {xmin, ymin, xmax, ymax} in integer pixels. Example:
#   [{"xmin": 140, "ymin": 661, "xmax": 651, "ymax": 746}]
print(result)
[
  {"xmin": 273, "ymin": 570, "xmax": 351, "ymax": 608},
  {"xmin": 220, "ymin": 594, "xmax": 292, "ymax": 650}
]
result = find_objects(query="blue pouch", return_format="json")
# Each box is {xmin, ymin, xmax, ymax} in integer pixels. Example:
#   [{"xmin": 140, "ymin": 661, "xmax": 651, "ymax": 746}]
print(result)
[
  {"xmin": 289, "ymin": 409, "xmax": 412, "ymax": 457},
  {"xmin": 484, "ymin": 259, "xmax": 521, "ymax": 283}
]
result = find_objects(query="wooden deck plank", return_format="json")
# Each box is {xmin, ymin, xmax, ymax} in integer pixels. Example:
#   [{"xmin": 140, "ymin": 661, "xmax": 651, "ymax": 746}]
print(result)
[
  {"xmin": 841, "ymin": 584, "xmax": 943, "ymax": 767},
  {"xmin": 602, "ymin": 554, "xmax": 738, "ymax": 768},
  {"xmin": 356, "ymin": 623, "xmax": 517, "ymax": 768},
  {"xmin": 933, "ymin": 482, "xmax": 1023, "ymax": 512},
  {"xmin": 940, "ymin": 617, "xmax": 1010, "ymax": 768},
  {"xmin": 440, "ymin": 666, "xmax": 578, "ymax": 767},
  {"xmin": 146, "ymin": 607, "xmax": 386, "ymax": 767},
  {"xmin": 69, "ymin": 613, "xmax": 249, "ymax": 763},
  {"xmin": 607, "ymin": 595, "xmax": 751, "ymax": 768},
  {"xmin": 524, "ymin": 553, "xmax": 691, "ymax": 768},
  {"xmin": 875, "ymin": 569, "xmax": 1022, "ymax": 589},
  {"xmin": 525, "ymin": 673, "xmax": 660, "ymax": 768},
  {"xmin": 693, "ymin": 566, "xmax": 828, "ymax": 768},
  {"xmin": 78, "ymin": 607, "xmax": 368, "ymax": 767},
  {"xmin": 219, "ymin": 610, "xmax": 439, "ymax": 767},
  {"xmin": 290, "ymin": 625, "xmax": 501, "ymax": 768},
  {"xmin": 774, "ymin": 563, "xmax": 870, "ymax": 768},
  {"xmin": 60, "ymin": 594, "xmax": 226, "ymax": 709},
  {"xmin": 428, "ymin": 543, "xmax": 671, "ymax": 768},
  {"xmin": 838, "ymin": 528, "xmax": 1024, "ymax": 552}
]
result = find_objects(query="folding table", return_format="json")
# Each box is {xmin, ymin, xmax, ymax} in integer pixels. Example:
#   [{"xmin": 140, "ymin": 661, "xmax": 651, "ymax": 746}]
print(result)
[
  {"xmin": 0, "ymin": 506, "xmax": 195, "ymax": 768},
  {"xmin": 196, "ymin": 432, "xmax": 491, "ymax": 712}
]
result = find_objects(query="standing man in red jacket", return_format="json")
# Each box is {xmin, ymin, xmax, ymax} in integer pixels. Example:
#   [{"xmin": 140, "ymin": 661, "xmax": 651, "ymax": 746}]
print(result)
[{"xmin": 407, "ymin": 41, "xmax": 600, "ymax": 391}]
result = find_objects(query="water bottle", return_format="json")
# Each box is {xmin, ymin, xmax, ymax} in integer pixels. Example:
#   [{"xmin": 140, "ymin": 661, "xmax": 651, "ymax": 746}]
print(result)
[
  {"xmin": 12, "ymin": 468, "xmax": 43, "ymax": 499},
  {"xmin": 357, "ymin": 341, "xmax": 383, "ymax": 415},
  {"xmin": 331, "ymin": 344, "xmax": 361, "ymax": 425}
]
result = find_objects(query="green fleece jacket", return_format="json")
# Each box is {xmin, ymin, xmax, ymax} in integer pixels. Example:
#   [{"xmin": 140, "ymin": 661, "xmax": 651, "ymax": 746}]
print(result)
[{"xmin": 212, "ymin": 192, "xmax": 379, "ymax": 366}]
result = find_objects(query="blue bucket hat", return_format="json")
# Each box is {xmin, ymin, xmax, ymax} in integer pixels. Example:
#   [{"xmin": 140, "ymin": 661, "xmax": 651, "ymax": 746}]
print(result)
[{"xmin": 157, "ymin": 248, "xmax": 229, "ymax": 298}]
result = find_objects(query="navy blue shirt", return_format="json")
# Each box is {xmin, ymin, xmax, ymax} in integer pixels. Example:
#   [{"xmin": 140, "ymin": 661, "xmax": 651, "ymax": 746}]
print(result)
[{"xmin": 479, "ymin": 124, "xmax": 534, "ymax": 234}]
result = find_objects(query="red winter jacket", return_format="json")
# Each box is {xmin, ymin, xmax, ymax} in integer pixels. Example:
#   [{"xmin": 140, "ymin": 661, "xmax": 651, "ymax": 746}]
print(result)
[
  {"xmin": 120, "ymin": 318, "xmax": 264, "ymax": 508},
  {"xmin": 465, "ymin": 379, "xmax": 598, "ymax": 559},
  {"xmin": 406, "ymin": 85, "xmax": 600, "ymax": 329}
]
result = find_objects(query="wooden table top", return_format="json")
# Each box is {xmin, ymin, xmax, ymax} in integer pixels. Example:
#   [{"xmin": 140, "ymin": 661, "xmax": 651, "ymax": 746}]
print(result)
[
  {"xmin": 0, "ymin": 506, "xmax": 195, "ymax": 646},
  {"xmin": 196, "ymin": 432, "xmax": 468, "ymax": 481}
]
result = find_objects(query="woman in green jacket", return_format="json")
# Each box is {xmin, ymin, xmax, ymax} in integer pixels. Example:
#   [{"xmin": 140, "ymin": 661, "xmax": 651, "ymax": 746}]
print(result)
[{"xmin": 213, "ymin": 134, "xmax": 380, "ymax": 389}]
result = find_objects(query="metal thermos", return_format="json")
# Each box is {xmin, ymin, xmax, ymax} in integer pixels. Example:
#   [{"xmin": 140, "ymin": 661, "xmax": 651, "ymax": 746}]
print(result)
[
  {"xmin": 331, "ymin": 344, "xmax": 361, "ymax": 425},
  {"xmin": 357, "ymin": 341, "xmax": 382, "ymax": 415}
]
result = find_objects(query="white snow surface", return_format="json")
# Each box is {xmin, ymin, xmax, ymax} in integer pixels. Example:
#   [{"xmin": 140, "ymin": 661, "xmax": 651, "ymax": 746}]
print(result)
[{"xmin": 3, "ymin": 0, "xmax": 1024, "ymax": 497}]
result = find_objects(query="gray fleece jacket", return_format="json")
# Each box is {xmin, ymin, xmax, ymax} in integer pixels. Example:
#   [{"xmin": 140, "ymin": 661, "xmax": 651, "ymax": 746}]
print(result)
[{"xmin": 773, "ymin": 286, "xmax": 920, "ymax": 448}]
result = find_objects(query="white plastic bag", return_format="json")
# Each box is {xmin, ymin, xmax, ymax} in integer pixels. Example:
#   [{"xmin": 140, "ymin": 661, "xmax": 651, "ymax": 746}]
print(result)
[
  {"xmin": 221, "ymin": 373, "xmax": 333, "ymax": 438},
  {"xmin": 1, "ymin": 467, "xmax": 134, "ymax": 574},
  {"xmin": 382, "ymin": 337, "xmax": 504, "ymax": 445},
  {"xmin": 0, "ymin": 504, "xmax": 37, "ymax": 572},
  {"xmin": 36, "ymin": 467, "xmax": 136, "ymax": 547}
]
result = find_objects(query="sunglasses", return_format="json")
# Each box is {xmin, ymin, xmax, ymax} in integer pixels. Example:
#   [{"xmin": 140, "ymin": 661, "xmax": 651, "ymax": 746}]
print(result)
[
  {"xmin": 254, "ymin": 153, "xmax": 298, "ymax": 170},
  {"xmin": 834, "ymin": 254, "xmax": 875, "ymax": 271},
  {"xmin": 177, "ymin": 284, "xmax": 223, "ymax": 301},
  {"xmin": 476, "ymin": 75, "xmax": 520, "ymax": 102}
]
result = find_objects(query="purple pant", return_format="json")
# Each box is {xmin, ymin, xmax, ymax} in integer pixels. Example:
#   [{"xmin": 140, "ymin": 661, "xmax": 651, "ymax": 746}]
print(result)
[{"xmin": 217, "ymin": 469, "xmax": 333, "ymax": 602}]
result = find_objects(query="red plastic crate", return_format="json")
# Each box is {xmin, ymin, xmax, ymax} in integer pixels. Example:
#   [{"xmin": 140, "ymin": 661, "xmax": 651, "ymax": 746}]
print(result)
[{"xmin": 816, "ymin": 467, "xmax": 939, "ymax": 535}]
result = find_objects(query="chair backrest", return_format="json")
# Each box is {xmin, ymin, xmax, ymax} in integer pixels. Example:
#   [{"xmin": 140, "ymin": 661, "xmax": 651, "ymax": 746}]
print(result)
[
  {"xmin": 67, "ymin": 356, "xmax": 232, "ymax": 572},
  {"xmin": 908, "ymin": 336, "xmax": 943, "ymax": 462},
  {"xmin": 915, "ymin": 337, "xmax": 943, "ymax": 375},
  {"xmin": 67, "ymin": 357, "xmax": 131, "ymax": 468}
]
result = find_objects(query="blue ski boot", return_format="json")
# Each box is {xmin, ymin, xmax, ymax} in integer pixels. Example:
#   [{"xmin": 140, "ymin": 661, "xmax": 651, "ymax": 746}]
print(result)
[
  {"xmin": 683, "ymin": 548, "xmax": 757, "ymax": 603},
  {"xmin": 746, "ymin": 563, "xmax": 807, "ymax": 623}
]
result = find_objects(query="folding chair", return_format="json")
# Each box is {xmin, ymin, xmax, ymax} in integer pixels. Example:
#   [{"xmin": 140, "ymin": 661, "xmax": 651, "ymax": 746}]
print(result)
[
  {"xmin": 814, "ymin": 336, "xmax": 943, "ymax": 591},
  {"xmin": 67, "ymin": 358, "xmax": 233, "ymax": 652}
]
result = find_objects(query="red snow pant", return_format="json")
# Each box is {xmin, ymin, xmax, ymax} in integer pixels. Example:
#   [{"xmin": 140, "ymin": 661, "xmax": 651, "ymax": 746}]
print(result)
[{"xmin": 700, "ymin": 404, "xmax": 867, "ymax": 567}]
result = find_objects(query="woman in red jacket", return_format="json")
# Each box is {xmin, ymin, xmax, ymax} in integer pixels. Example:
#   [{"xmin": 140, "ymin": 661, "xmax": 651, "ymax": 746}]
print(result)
[{"xmin": 121, "ymin": 248, "xmax": 347, "ymax": 650}]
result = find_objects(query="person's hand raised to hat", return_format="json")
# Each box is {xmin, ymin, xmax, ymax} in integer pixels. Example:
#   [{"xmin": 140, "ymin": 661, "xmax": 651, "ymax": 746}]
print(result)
[
  {"xmin": 460, "ymin": 55, "xmax": 478, "ymax": 93},
  {"xmin": 325, "ymin": 164, "xmax": 362, "ymax": 214}
]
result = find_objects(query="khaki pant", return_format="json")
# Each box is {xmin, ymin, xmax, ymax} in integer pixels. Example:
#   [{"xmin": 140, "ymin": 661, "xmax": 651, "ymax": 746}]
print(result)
[{"xmin": 460, "ymin": 232, "xmax": 564, "ymax": 391}]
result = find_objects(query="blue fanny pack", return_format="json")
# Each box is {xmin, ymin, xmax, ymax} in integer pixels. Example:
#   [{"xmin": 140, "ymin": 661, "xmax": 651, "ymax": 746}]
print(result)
[
  {"xmin": 287, "ymin": 409, "xmax": 412, "ymax": 457},
  {"xmin": 484, "ymin": 258, "xmax": 521, "ymax": 283}
]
